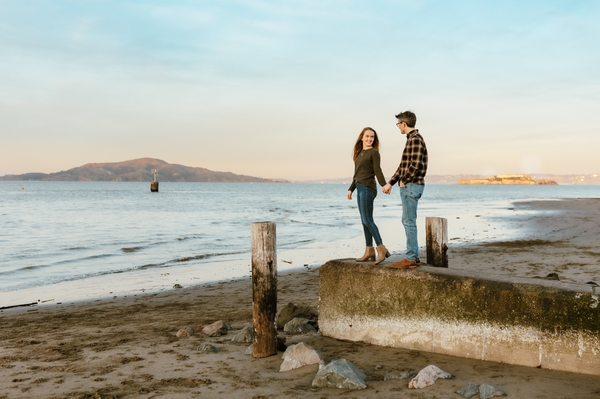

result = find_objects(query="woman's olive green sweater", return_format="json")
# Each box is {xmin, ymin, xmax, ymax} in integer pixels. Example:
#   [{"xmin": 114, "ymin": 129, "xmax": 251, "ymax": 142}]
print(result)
[{"xmin": 348, "ymin": 148, "xmax": 386, "ymax": 193}]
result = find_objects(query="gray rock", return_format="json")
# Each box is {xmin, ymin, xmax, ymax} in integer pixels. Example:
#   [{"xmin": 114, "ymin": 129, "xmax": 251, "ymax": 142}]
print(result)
[
  {"xmin": 202, "ymin": 320, "xmax": 228, "ymax": 336},
  {"xmin": 283, "ymin": 317, "xmax": 317, "ymax": 335},
  {"xmin": 311, "ymin": 359, "xmax": 366, "ymax": 390},
  {"xmin": 197, "ymin": 343, "xmax": 220, "ymax": 353},
  {"xmin": 383, "ymin": 370, "xmax": 417, "ymax": 381},
  {"xmin": 245, "ymin": 344, "xmax": 253, "ymax": 355},
  {"xmin": 277, "ymin": 302, "xmax": 317, "ymax": 330},
  {"xmin": 408, "ymin": 365, "xmax": 454, "ymax": 389},
  {"xmin": 279, "ymin": 342, "xmax": 323, "ymax": 372},
  {"xmin": 175, "ymin": 325, "xmax": 194, "ymax": 338},
  {"xmin": 231, "ymin": 324, "xmax": 254, "ymax": 344},
  {"xmin": 456, "ymin": 383, "xmax": 479, "ymax": 398},
  {"xmin": 479, "ymin": 384, "xmax": 506, "ymax": 399}
]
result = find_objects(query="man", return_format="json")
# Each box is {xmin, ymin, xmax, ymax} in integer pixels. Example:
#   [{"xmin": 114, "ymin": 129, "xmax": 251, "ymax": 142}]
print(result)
[{"xmin": 382, "ymin": 111, "xmax": 428, "ymax": 268}]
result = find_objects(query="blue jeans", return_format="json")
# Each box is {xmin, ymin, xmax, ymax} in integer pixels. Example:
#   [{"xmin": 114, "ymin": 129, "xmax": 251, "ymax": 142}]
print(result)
[
  {"xmin": 356, "ymin": 184, "xmax": 383, "ymax": 247},
  {"xmin": 400, "ymin": 183, "xmax": 424, "ymax": 260}
]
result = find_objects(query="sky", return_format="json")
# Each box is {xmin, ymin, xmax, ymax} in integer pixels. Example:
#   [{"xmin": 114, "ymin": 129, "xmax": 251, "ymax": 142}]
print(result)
[{"xmin": 1, "ymin": 0, "xmax": 599, "ymax": 180}]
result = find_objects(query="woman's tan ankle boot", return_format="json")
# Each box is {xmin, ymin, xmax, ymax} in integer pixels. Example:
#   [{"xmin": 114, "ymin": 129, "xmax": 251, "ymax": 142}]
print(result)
[
  {"xmin": 374, "ymin": 244, "xmax": 391, "ymax": 265},
  {"xmin": 356, "ymin": 247, "xmax": 375, "ymax": 262}
]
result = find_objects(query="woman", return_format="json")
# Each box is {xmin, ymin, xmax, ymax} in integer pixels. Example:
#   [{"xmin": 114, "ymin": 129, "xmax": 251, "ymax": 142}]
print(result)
[{"xmin": 347, "ymin": 127, "xmax": 390, "ymax": 265}]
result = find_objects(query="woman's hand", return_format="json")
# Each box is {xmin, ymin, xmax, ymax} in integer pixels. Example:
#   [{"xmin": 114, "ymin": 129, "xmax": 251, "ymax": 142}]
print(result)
[{"xmin": 347, "ymin": 190, "xmax": 353, "ymax": 200}]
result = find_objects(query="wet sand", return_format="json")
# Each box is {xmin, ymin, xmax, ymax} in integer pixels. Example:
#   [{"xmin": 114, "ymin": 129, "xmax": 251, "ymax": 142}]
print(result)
[{"xmin": 1, "ymin": 198, "xmax": 599, "ymax": 398}]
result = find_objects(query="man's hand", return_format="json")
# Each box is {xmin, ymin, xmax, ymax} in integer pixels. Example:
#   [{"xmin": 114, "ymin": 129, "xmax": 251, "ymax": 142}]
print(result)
[
  {"xmin": 399, "ymin": 181, "xmax": 406, "ymax": 188},
  {"xmin": 382, "ymin": 184, "xmax": 392, "ymax": 194},
  {"xmin": 347, "ymin": 190, "xmax": 353, "ymax": 200}
]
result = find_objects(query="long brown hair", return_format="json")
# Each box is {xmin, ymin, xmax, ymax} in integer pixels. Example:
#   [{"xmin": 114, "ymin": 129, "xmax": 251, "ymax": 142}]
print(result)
[{"xmin": 353, "ymin": 127, "xmax": 380, "ymax": 161}]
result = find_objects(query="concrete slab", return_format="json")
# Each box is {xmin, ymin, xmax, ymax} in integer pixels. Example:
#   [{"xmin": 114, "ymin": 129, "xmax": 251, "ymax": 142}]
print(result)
[{"xmin": 319, "ymin": 259, "xmax": 600, "ymax": 375}]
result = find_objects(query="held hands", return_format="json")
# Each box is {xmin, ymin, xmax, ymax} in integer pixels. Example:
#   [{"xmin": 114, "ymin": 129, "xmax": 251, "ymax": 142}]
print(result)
[
  {"xmin": 382, "ymin": 183, "xmax": 392, "ymax": 195},
  {"xmin": 347, "ymin": 190, "xmax": 353, "ymax": 200}
]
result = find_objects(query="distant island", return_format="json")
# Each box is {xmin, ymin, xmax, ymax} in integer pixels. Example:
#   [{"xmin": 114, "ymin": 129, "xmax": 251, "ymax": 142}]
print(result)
[
  {"xmin": 303, "ymin": 174, "xmax": 600, "ymax": 185},
  {"xmin": 0, "ymin": 158, "xmax": 286, "ymax": 183},
  {"xmin": 459, "ymin": 175, "xmax": 557, "ymax": 185}
]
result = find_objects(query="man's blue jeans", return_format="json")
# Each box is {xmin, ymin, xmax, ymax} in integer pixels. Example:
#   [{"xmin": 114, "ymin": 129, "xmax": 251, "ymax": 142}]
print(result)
[
  {"xmin": 356, "ymin": 184, "xmax": 383, "ymax": 247},
  {"xmin": 400, "ymin": 183, "xmax": 424, "ymax": 260}
]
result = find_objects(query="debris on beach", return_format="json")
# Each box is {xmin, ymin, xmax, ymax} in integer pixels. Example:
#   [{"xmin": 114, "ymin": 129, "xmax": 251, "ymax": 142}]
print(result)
[
  {"xmin": 197, "ymin": 343, "xmax": 220, "ymax": 353},
  {"xmin": 544, "ymin": 272, "xmax": 560, "ymax": 281},
  {"xmin": 479, "ymin": 383, "xmax": 506, "ymax": 398},
  {"xmin": 173, "ymin": 283, "xmax": 183, "ymax": 289},
  {"xmin": 311, "ymin": 359, "xmax": 367, "ymax": 390},
  {"xmin": 408, "ymin": 364, "xmax": 454, "ymax": 389},
  {"xmin": 202, "ymin": 320, "xmax": 228, "ymax": 336},
  {"xmin": 175, "ymin": 326, "xmax": 195, "ymax": 338},
  {"xmin": 456, "ymin": 383, "xmax": 480, "ymax": 398},
  {"xmin": 384, "ymin": 370, "xmax": 417, "ymax": 381},
  {"xmin": 231, "ymin": 324, "xmax": 254, "ymax": 344},
  {"xmin": 279, "ymin": 342, "xmax": 323, "ymax": 372},
  {"xmin": 276, "ymin": 302, "xmax": 318, "ymax": 329},
  {"xmin": 283, "ymin": 317, "xmax": 317, "ymax": 335}
]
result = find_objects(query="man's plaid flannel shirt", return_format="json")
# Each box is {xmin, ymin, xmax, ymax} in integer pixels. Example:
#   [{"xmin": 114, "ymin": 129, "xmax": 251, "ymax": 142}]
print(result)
[{"xmin": 388, "ymin": 129, "xmax": 428, "ymax": 186}]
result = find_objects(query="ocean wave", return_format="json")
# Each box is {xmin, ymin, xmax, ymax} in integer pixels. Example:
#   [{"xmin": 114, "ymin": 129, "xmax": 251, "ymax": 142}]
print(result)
[
  {"xmin": 1, "ymin": 250, "xmax": 248, "ymax": 291},
  {"xmin": 66, "ymin": 246, "xmax": 89, "ymax": 251},
  {"xmin": 138, "ymin": 251, "xmax": 245, "ymax": 270},
  {"xmin": 289, "ymin": 219, "xmax": 349, "ymax": 227},
  {"xmin": 279, "ymin": 238, "xmax": 314, "ymax": 248},
  {"xmin": 176, "ymin": 234, "xmax": 204, "ymax": 241},
  {"xmin": 0, "ymin": 253, "xmax": 115, "ymax": 276},
  {"xmin": 121, "ymin": 246, "xmax": 143, "ymax": 253}
]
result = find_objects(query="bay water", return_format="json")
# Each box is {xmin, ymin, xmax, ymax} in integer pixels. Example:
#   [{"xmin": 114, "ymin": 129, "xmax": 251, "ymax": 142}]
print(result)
[{"xmin": 1, "ymin": 182, "xmax": 599, "ymax": 306}]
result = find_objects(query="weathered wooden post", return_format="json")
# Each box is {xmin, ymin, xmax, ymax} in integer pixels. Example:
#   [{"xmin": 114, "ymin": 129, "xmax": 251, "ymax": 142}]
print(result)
[
  {"xmin": 426, "ymin": 217, "xmax": 448, "ymax": 267},
  {"xmin": 251, "ymin": 222, "xmax": 277, "ymax": 358}
]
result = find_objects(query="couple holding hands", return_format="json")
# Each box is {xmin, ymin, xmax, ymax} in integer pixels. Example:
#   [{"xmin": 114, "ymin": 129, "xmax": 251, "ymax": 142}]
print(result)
[{"xmin": 347, "ymin": 111, "xmax": 428, "ymax": 268}]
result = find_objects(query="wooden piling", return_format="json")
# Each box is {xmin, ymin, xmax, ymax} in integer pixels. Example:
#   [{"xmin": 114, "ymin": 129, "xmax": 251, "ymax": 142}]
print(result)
[
  {"xmin": 426, "ymin": 217, "xmax": 448, "ymax": 267},
  {"xmin": 150, "ymin": 169, "xmax": 159, "ymax": 192},
  {"xmin": 251, "ymin": 222, "xmax": 277, "ymax": 358}
]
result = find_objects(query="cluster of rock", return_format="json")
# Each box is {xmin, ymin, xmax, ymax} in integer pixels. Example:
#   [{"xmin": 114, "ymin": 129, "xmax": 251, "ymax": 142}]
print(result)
[{"xmin": 176, "ymin": 303, "xmax": 507, "ymax": 396}]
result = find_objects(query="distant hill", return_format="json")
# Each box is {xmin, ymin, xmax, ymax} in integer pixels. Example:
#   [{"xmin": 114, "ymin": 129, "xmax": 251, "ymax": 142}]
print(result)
[{"xmin": 0, "ymin": 158, "xmax": 286, "ymax": 183}]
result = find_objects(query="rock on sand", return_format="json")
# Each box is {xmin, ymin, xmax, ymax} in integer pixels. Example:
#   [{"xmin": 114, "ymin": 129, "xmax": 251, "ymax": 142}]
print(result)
[
  {"xmin": 311, "ymin": 359, "xmax": 366, "ymax": 390},
  {"xmin": 277, "ymin": 302, "xmax": 317, "ymax": 329},
  {"xmin": 283, "ymin": 317, "xmax": 316, "ymax": 335},
  {"xmin": 175, "ymin": 326, "xmax": 194, "ymax": 338},
  {"xmin": 231, "ymin": 324, "xmax": 254, "ymax": 344},
  {"xmin": 202, "ymin": 320, "xmax": 228, "ymax": 336},
  {"xmin": 408, "ymin": 364, "xmax": 453, "ymax": 389},
  {"xmin": 279, "ymin": 342, "xmax": 323, "ymax": 372}
]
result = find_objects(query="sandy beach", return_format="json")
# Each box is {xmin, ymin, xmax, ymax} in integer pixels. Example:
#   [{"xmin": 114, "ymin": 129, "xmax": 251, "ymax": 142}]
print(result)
[{"xmin": 1, "ymin": 198, "xmax": 599, "ymax": 398}]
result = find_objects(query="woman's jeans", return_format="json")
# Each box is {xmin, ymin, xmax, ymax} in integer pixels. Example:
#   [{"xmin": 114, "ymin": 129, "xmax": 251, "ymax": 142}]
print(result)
[
  {"xmin": 356, "ymin": 184, "xmax": 383, "ymax": 247},
  {"xmin": 400, "ymin": 183, "xmax": 424, "ymax": 260}
]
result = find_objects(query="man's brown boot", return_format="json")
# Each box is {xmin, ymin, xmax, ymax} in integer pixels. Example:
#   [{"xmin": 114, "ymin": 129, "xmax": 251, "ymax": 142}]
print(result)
[
  {"xmin": 356, "ymin": 247, "xmax": 375, "ymax": 262},
  {"xmin": 374, "ymin": 244, "xmax": 391, "ymax": 265}
]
